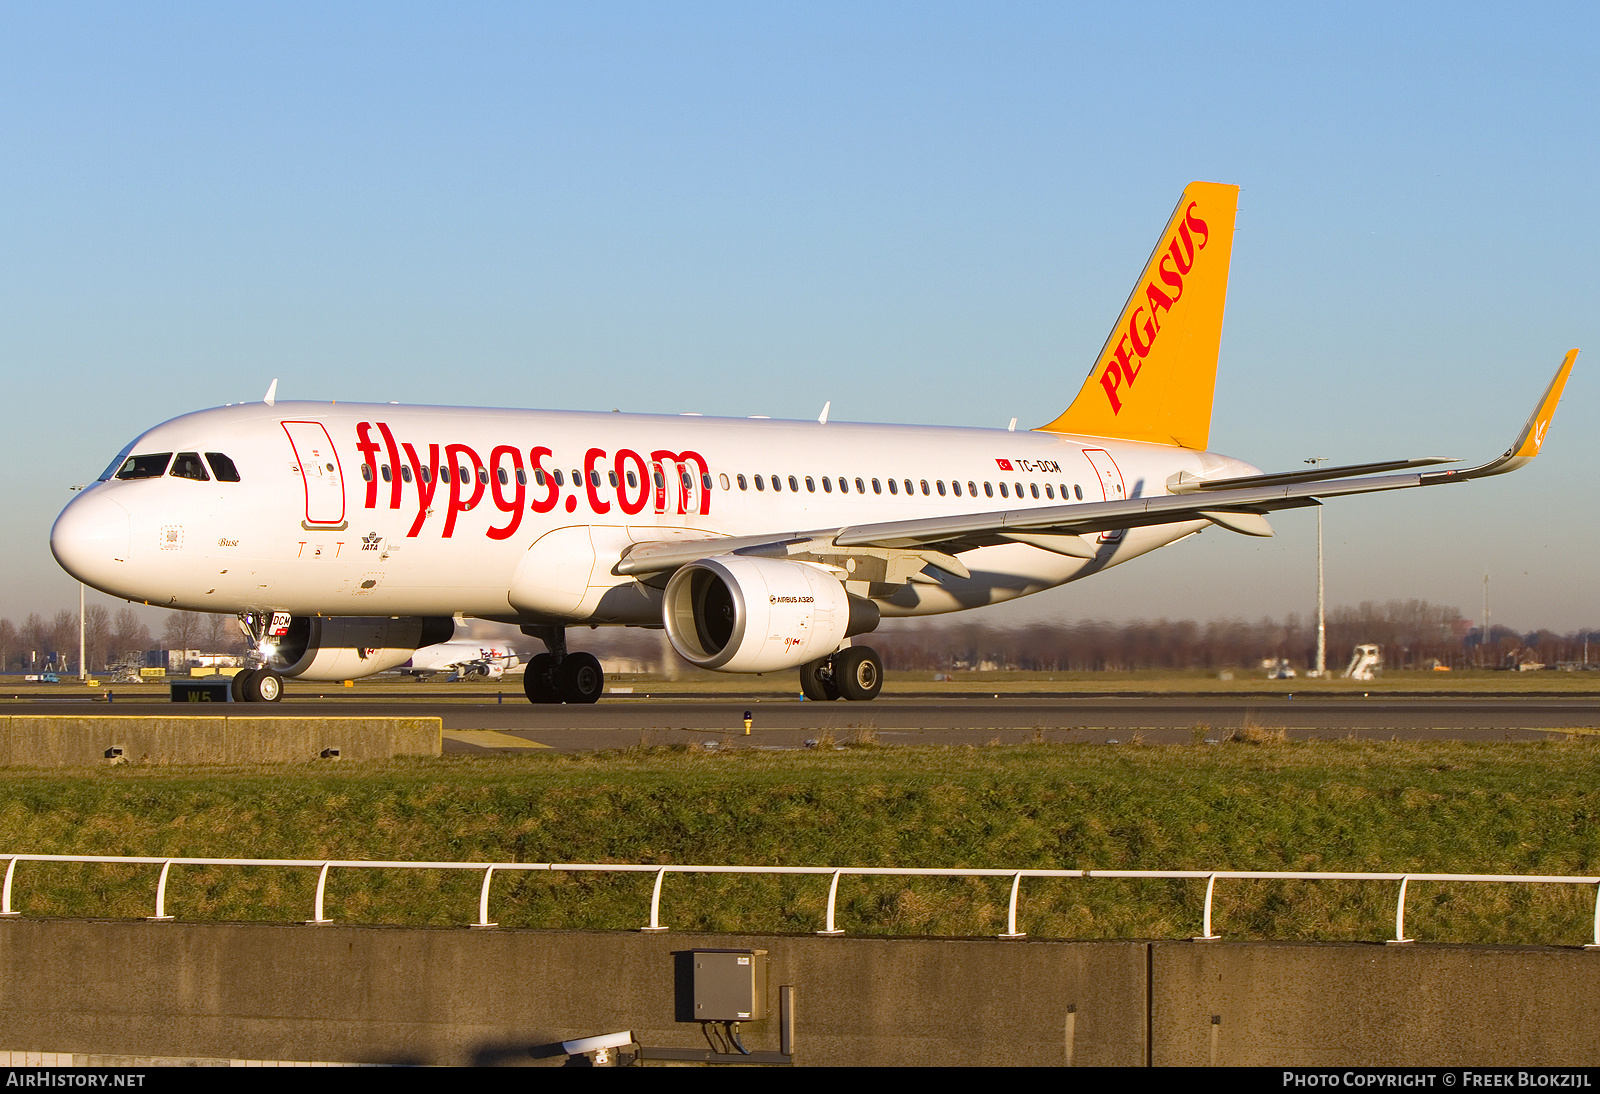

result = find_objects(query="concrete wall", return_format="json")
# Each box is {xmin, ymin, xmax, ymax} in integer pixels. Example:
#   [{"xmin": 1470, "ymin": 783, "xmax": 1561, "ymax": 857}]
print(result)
[
  {"xmin": 0, "ymin": 919, "xmax": 1596, "ymax": 1066},
  {"xmin": 0, "ymin": 716, "xmax": 441, "ymax": 765}
]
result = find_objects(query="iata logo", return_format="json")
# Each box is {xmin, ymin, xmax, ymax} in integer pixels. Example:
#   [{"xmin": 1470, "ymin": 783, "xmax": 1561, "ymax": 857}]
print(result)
[{"xmin": 1100, "ymin": 201, "xmax": 1211, "ymax": 414}]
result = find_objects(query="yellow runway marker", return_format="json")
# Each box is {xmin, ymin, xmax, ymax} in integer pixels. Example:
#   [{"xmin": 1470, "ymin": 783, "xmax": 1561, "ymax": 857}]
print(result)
[{"xmin": 446, "ymin": 729, "xmax": 551, "ymax": 750}]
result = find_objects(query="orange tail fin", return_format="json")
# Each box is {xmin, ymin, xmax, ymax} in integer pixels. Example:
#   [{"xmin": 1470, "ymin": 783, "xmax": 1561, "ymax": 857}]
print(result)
[{"xmin": 1037, "ymin": 181, "xmax": 1240, "ymax": 449}]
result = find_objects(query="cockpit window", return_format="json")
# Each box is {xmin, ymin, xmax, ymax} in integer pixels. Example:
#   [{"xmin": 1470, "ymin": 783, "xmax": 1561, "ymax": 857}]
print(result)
[
  {"xmin": 115, "ymin": 453, "xmax": 172, "ymax": 480},
  {"xmin": 170, "ymin": 452, "xmax": 210, "ymax": 481},
  {"xmin": 205, "ymin": 453, "xmax": 240, "ymax": 482},
  {"xmin": 98, "ymin": 442, "xmax": 137, "ymax": 482}
]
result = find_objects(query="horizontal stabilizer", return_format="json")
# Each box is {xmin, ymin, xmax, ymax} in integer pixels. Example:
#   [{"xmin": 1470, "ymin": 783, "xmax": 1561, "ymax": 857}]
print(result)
[{"xmin": 1169, "ymin": 457, "xmax": 1456, "ymax": 494}]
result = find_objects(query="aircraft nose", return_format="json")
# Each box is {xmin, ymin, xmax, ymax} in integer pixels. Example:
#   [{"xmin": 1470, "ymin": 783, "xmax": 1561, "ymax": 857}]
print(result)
[{"xmin": 50, "ymin": 490, "xmax": 131, "ymax": 592}]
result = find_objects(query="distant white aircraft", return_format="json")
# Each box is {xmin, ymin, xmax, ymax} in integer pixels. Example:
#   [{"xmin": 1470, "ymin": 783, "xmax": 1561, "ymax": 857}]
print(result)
[
  {"xmin": 400, "ymin": 639, "xmax": 525, "ymax": 681},
  {"xmin": 50, "ymin": 182, "xmax": 1576, "ymax": 704}
]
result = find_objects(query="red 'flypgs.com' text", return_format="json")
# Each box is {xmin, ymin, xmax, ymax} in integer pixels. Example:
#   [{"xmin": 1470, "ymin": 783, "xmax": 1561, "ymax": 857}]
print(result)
[{"xmin": 354, "ymin": 423, "xmax": 710, "ymax": 540}]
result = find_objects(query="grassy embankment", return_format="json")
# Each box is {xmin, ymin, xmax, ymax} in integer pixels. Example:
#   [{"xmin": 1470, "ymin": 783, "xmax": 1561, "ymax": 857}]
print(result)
[{"xmin": 2, "ymin": 737, "xmax": 1598, "ymax": 945}]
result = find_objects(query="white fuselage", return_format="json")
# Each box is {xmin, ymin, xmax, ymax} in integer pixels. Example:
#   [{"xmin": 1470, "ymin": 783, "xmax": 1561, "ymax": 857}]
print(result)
[{"xmin": 52, "ymin": 401, "xmax": 1258, "ymax": 626}]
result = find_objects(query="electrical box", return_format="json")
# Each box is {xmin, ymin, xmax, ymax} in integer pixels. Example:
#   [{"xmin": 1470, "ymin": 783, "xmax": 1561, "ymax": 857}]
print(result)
[{"xmin": 692, "ymin": 950, "xmax": 767, "ymax": 1021}]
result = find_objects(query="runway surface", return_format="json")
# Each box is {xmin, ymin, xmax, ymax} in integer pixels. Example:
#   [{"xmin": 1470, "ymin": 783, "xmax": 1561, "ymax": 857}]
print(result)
[{"xmin": 9, "ymin": 692, "xmax": 1600, "ymax": 753}]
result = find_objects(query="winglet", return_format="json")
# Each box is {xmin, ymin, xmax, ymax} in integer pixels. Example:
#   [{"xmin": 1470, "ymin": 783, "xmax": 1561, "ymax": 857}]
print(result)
[
  {"xmin": 1423, "ymin": 349, "xmax": 1577, "ymax": 483},
  {"xmin": 263, "ymin": 378, "xmax": 279, "ymax": 407}
]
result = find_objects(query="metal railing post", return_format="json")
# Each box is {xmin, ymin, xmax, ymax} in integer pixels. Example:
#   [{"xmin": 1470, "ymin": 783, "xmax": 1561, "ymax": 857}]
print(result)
[
  {"xmin": 306, "ymin": 862, "xmax": 333, "ymax": 925},
  {"xmin": 1193, "ymin": 873, "xmax": 1221, "ymax": 940},
  {"xmin": 148, "ymin": 860, "xmax": 174, "ymax": 921},
  {"xmin": 818, "ymin": 870, "xmax": 845, "ymax": 935},
  {"xmin": 641, "ymin": 868, "xmax": 668, "ymax": 932},
  {"xmin": 473, "ymin": 866, "xmax": 497, "ymax": 928},
  {"xmin": 0, "ymin": 857, "xmax": 18, "ymax": 917},
  {"xmin": 999, "ymin": 872, "xmax": 1026, "ymax": 938},
  {"xmin": 1389, "ymin": 875, "xmax": 1413, "ymax": 944}
]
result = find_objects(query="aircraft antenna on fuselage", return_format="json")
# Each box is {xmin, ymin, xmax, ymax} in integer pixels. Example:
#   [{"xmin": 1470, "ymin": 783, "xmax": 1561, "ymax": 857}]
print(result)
[
  {"xmin": 1037, "ymin": 181, "xmax": 1240, "ymax": 450},
  {"xmin": 263, "ymin": 378, "xmax": 278, "ymax": 407}
]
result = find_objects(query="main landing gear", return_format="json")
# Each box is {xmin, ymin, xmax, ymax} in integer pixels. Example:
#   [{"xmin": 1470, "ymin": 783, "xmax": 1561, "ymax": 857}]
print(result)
[
  {"xmin": 520, "ymin": 625, "xmax": 604, "ymax": 704},
  {"xmin": 799, "ymin": 646, "xmax": 883, "ymax": 702}
]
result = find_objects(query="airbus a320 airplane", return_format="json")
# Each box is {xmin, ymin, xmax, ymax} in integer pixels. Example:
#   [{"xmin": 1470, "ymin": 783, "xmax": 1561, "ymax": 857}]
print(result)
[{"xmin": 51, "ymin": 182, "xmax": 1576, "ymax": 704}]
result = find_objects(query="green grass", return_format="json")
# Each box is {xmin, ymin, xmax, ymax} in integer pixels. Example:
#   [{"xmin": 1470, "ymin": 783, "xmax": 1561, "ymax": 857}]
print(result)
[{"xmin": 1, "ymin": 738, "xmax": 1597, "ymax": 944}]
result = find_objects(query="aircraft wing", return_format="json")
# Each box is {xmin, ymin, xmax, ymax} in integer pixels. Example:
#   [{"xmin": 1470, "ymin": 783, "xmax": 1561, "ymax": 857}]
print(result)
[{"xmin": 615, "ymin": 350, "xmax": 1575, "ymax": 578}]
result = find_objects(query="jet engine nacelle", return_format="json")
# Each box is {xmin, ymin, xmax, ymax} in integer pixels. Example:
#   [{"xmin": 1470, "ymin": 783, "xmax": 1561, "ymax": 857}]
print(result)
[
  {"xmin": 662, "ymin": 556, "xmax": 878, "ymax": 673},
  {"xmin": 267, "ymin": 615, "xmax": 455, "ymax": 681}
]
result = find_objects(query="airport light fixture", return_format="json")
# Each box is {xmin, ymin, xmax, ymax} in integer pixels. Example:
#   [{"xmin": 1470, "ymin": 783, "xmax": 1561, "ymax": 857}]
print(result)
[{"xmin": 1305, "ymin": 457, "xmax": 1328, "ymax": 677}]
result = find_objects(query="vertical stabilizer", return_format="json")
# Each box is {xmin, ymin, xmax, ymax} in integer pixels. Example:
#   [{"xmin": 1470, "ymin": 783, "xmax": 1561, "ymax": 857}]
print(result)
[{"xmin": 1037, "ymin": 181, "xmax": 1239, "ymax": 449}]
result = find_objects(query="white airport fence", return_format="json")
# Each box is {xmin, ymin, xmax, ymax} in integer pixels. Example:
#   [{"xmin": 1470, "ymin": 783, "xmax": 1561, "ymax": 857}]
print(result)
[{"xmin": 2, "ymin": 854, "xmax": 1598, "ymax": 946}]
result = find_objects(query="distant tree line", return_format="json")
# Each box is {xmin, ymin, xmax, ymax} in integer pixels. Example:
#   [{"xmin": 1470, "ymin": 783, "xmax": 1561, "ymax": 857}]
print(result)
[
  {"xmin": 1, "ymin": 598, "xmax": 1594, "ymax": 675},
  {"xmin": 0, "ymin": 609, "xmax": 245, "ymax": 674},
  {"xmin": 857, "ymin": 600, "xmax": 1598, "ymax": 672}
]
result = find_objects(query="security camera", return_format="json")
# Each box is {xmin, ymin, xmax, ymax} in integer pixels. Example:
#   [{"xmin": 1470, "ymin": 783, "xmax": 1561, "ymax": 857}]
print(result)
[{"xmin": 561, "ymin": 1031, "xmax": 635, "ymax": 1056}]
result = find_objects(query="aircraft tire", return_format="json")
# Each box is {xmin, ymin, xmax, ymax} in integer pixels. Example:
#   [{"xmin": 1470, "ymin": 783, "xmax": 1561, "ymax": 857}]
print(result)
[
  {"xmin": 522, "ymin": 654, "xmax": 560, "ymax": 703},
  {"xmin": 798, "ymin": 657, "xmax": 840, "ymax": 701},
  {"xmin": 835, "ymin": 647, "xmax": 883, "ymax": 701},
  {"xmin": 556, "ymin": 653, "xmax": 604, "ymax": 704},
  {"xmin": 243, "ymin": 670, "xmax": 284, "ymax": 703},
  {"xmin": 229, "ymin": 669, "xmax": 252, "ymax": 703}
]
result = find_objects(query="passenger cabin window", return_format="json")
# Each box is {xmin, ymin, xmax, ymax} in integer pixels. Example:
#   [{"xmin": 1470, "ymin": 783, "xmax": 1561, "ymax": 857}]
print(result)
[
  {"xmin": 360, "ymin": 464, "xmax": 374, "ymax": 482},
  {"xmin": 205, "ymin": 453, "xmax": 240, "ymax": 482},
  {"xmin": 857, "ymin": 478, "xmax": 866, "ymax": 494},
  {"xmin": 967, "ymin": 480, "xmax": 977, "ymax": 497},
  {"xmin": 380, "ymin": 465, "xmax": 392, "ymax": 483},
  {"xmin": 737, "ymin": 474, "xmax": 747, "ymax": 490},
  {"xmin": 984, "ymin": 482, "xmax": 993, "ymax": 498},
  {"xmin": 805, "ymin": 476, "xmax": 816, "ymax": 492},
  {"xmin": 1075, "ymin": 484, "xmax": 1083, "ymax": 500},
  {"xmin": 116, "ymin": 453, "xmax": 172, "ymax": 480},
  {"xmin": 753, "ymin": 474, "xmax": 765, "ymax": 491},
  {"xmin": 999, "ymin": 483, "xmax": 1009, "ymax": 498},
  {"xmin": 936, "ymin": 480, "xmax": 946, "ymax": 496},
  {"xmin": 887, "ymin": 479, "xmax": 898, "ymax": 495},
  {"xmin": 170, "ymin": 452, "xmax": 209, "ymax": 481},
  {"xmin": 1030, "ymin": 484, "xmax": 1040, "ymax": 499},
  {"xmin": 919, "ymin": 480, "xmax": 930, "ymax": 496},
  {"xmin": 871, "ymin": 478, "xmax": 881, "ymax": 494},
  {"xmin": 822, "ymin": 477, "xmax": 832, "ymax": 493},
  {"xmin": 401, "ymin": 465, "xmax": 413, "ymax": 483},
  {"xmin": 789, "ymin": 476, "xmax": 799, "ymax": 492}
]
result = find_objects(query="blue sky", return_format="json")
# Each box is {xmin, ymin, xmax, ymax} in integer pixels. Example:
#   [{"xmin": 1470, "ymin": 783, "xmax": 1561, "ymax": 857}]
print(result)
[{"xmin": 3, "ymin": 2, "xmax": 1596, "ymax": 633}]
